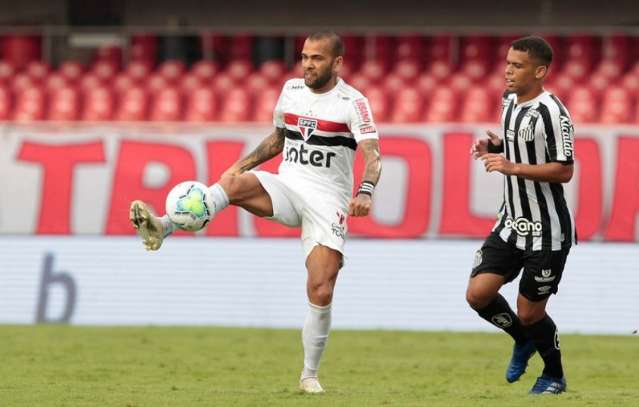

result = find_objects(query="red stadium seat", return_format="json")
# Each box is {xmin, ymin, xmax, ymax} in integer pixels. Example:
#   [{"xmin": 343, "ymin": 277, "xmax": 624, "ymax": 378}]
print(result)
[
  {"xmin": 150, "ymin": 86, "xmax": 183, "ymax": 121},
  {"xmin": 115, "ymin": 86, "xmax": 148, "ymax": 121},
  {"xmin": 158, "ymin": 60, "xmax": 186, "ymax": 82},
  {"xmin": 594, "ymin": 59, "xmax": 624, "ymax": 79},
  {"xmin": 621, "ymin": 74, "xmax": 639, "ymax": 93},
  {"xmin": 565, "ymin": 35, "xmax": 598, "ymax": 66},
  {"xmin": 25, "ymin": 61, "xmax": 51, "ymax": 81},
  {"xmin": 246, "ymin": 72, "xmax": 270, "ymax": 95},
  {"xmin": 600, "ymin": 86, "xmax": 633, "ymax": 124},
  {"xmin": 78, "ymin": 74, "xmax": 104, "ymax": 92},
  {"xmin": 460, "ymin": 87, "xmax": 493, "ymax": 122},
  {"xmin": 48, "ymin": 86, "xmax": 79, "ymax": 121},
  {"xmin": 184, "ymin": 87, "xmax": 217, "ymax": 122},
  {"xmin": 393, "ymin": 59, "xmax": 420, "ymax": 81},
  {"xmin": 82, "ymin": 86, "xmax": 114, "ymax": 121},
  {"xmin": 395, "ymin": 35, "xmax": 425, "ymax": 60},
  {"xmin": 113, "ymin": 73, "xmax": 138, "ymax": 95},
  {"xmin": 0, "ymin": 61, "xmax": 15, "ymax": 83},
  {"xmin": 44, "ymin": 73, "xmax": 69, "ymax": 92},
  {"xmin": 359, "ymin": 59, "xmax": 386, "ymax": 82},
  {"xmin": 462, "ymin": 59, "xmax": 490, "ymax": 80},
  {"xmin": 191, "ymin": 60, "xmax": 218, "ymax": 82},
  {"xmin": 461, "ymin": 36, "xmax": 493, "ymax": 67},
  {"xmin": 382, "ymin": 74, "xmax": 406, "ymax": 96},
  {"xmin": 14, "ymin": 86, "xmax": 45, "ymax": 121},
  {"xmin": 415, "ymin": 73, "xmax": 439, "ymax": 98},
  {"xmin": 58, "ymin": 61, "xmax": 84, "ymax": 82},
  {"xmin": 229, "ymin": 35, "xmax": 254, "ymax": 60},
  {"xmin": 146, "ymin": 73, "xmax": 169, "ymax": 95},
  {"xmin": 91, "ymin": 61, "xmax": 118, "ymax": 81},
  {"xmin": 259, "ymin": 60, "xmax": 286, "ymax": 83},
  {"xmin": 425, "ymin": 86, "xmax": 458, "ymax": 122},
  {"xmin": 130, "ymin": 35, "xmax": 157, "ymax": 63},
  {"xmin": 0, "ymin": 86, "xmax": 12, "ymax": 120},
  {"xmin": 363, "ymin": 86, "xmax": 390, "ymax": 123},
  {"xmin": 567, "ymin": 87, "xmax": 598, "ymax": 123},
  {"xmin": 449, "ymin": 74, "xmax": 473, "ymax": 93},
  {"xmin": 390, "ymin": 87, "xmax": 424, "ymax": 123},
  {"xmin": 11, "ymin": 73, "xmax": 36, "ymax": 93},
  {"xmin": 602, "ymin": 34, "xmax": 630, "ymax": 68},
  {"xmin": 341, "ymin": 35, "xmax": 365, "ymax": 67},
  {"xmin": 428, "ymin": 35, "xmax": 454, "ymax": 63},
  {"xmin": 218, "ymin": 87, "xmax": 251, "ymax": 122},
  {"xmin": 253, "ymin": 86, "xmax": 280, "ymax": 122},
  {"xmin": 95, "ymin": 45, "xmax": 122, "ymax": 66},
  {"xmin": 348, "ymin": 75, "xmax": 371, "ymax": 93},
  {"xmin": 179, "ymin": 73, "xmax": 204, "ymax": 94},
  {"xmin": 2, "ymin": 35, "xmax": 41, "ymax": 69},
  {"xmin": 371, "ymin": 36, "xmax": 394, "ymax": 66},
  {"xmin": 226, "ymin": 59, "xmax": 253, "ymax": 82},
  {"xmin": 560, "ymin": 59, "xmax": 590, "ymax": 83},
  {"xmin": 125, "ymin": 60, "xmax": 153, "ymax": 81},
  {"xmin": 495, "ymin": 35, "xmax": 521, "ymax": 61},
  {"xmin": 428, "ymin": 60, "xmax": 453, "ymax": 81},
  {"xmin": 211, "ymin": 72, "xmax": 236, "ymax": 94},
  {"xmin": 588, "ymin": 73, "xmax": 611, "ymax": 96}
]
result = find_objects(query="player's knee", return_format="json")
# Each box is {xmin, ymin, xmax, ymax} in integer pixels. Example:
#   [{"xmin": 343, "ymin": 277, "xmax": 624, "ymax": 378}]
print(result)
[
  {"xmin": 309, "ymin": 284, "xmax": 333, "ymax": 306},
  {"xmin": 517, "ymin": 308, "xmax": 544, "ymax": 326},
  {"xmin": 466, "ymin": 288, "xmax": 492, "ymax": 310}
]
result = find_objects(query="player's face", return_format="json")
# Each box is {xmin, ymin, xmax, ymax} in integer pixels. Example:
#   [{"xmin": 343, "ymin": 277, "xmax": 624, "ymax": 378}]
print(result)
[
  {"xmin": 505, "ymin": 48, "xmax": 546, "ymax": 95},
  {"xmin": 301, "ymin": 38, "xmax": 342, "ymax": 90}
]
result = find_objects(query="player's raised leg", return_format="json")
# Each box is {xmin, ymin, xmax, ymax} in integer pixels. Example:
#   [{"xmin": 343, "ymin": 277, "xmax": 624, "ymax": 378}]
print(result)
[
  {"xmin": 129, "ymin": 173, "xmax": 274, "ymax": 250},
  {"xmin": 299, "ymin": 244, "xmax": 342, "ymax": 394}
]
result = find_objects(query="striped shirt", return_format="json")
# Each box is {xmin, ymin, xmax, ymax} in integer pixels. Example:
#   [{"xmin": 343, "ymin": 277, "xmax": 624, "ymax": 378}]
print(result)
[{"xmin": 492, "ymin": 90, "xmax": 577, "ymax": 251}]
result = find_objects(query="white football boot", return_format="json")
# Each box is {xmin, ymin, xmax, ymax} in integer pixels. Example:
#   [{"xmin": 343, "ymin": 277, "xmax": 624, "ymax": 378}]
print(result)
[
  {"xmin": 299, "ymin": 375, "xmax": 324, "ymax": 394},
  {"xmin": 129, "ymin": 200, "xmax": 165, "ymax": 251}
]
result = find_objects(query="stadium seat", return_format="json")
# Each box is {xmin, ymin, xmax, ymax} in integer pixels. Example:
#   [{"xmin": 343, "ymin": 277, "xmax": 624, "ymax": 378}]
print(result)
[
  {"xmin": 226, "ymin": 59, "xmax": 253, "ymax": 82},
  {"xmin": 191, "ymin": 60, "xmax": 218, "ymax": 82},
  {"xmin": 259, "ymin": 60, "xmax": 286, "ymax": 83},
  {"xmin": 179, "ymin": 73, "xmax": 204, "ymax": 94},
  {"xmin": 218, "ymin": 87, "xmax": 251, "ymax": 122},
  {"xmin": 58, "ymin": 61, "xmax": 84, "ymax": 82},
  {"xmin": 11, "ymin": 72, "xmax": 36, "ymax": 93},
  {"xmin": 14, "ymin": 86, "xmax": 45, "ymax": 121},
  {"xmin": 113, "ymin": 73, "xmax": 138, "ymax": 95},
  {"xmin": 150, "ymin": 87, "xmax": 183, "ymax": 121},
  {"xmin": 0, "ymin": 86, "xmax": 12, "ymax": 120},
  {"xmin": 348, "ymin": 75, "xmax": 371, "ymax": 93},
  {"xmin": 382, "ymin": 74, "xmax": 406, "ymax": 96},
  {"xmin": 82, "ymin": 86, "xmax": 115, "ymax": 121},
  {"xmin": 425, "ymin": 86, "xmax": 458, "ymax": 122},
  {"xmin": 567, "ymin": 87, "xmax": 598, "ymax": 123},
  {"xmin": 449, "ymin": 74, "xmax": 473, "ymax": 93},
  {"xmin": 115, "ymin": 86, "xmax": 149, "ymax": 121},
  {"xmin": 460, "ymin": 36, "xmax": 493, "ymax": 74},
  {"xmin": 25, "ymin": 61, "xmax": 51, "ymax": 81},
  {"xmin": 602, "ymin": 34, "xmax": 630, "ymax": 68},
  {"xmin": 158, "ymin": 60, "xmax": 187, "ymax": 82},
  {"xmin": 621, "ymin": 74, "xmax": 639, "ymax": 93},
  {"xmin": 253, "ymin": 86, "xmax": 279, "ymax": 122},
  {"xmin": 44, "ymin": 73, "xmax": 69, "ymax": 92},
  {"xmin": 428, "ymin": 35, "xmax": 454, "ymax": 63},
  {"xmin": 390, "ymin": 87, "xmax": 424, "ymax": 123},
  {"xmin": 1, "ymin": 35, "xmax": 41, "ymax": 69},
  {"xmin": 0, "ymin": 61, "xmax": 15, "ymax": 83},
  {"xmin": 462, "ymin": 59, "xmax": 490, "ymax": 81},
  {"xmin": 211, "ymin": 72, "xmax": 236, "ymax": 94},
  {"xmin": 600, "ymin": 86, "xmax": 633, "ymax": 124},
  {"xmin": 565, "ymin": 35, "xmax": 598, "ymax": 67},
  {"xmin": 594, "ymin": 59, "xmax": 624, "ymax": 79},
  {"xmin": 588, "ymin": 73, "xmax": 611, "ymax": 96},
  {"xmin": 363, "ymin": 86, "xmax": 390, "ymax": 123},
  {"xmin": 393, "ymin": 59, "xmax": 420, "ymax": 81},
  {"xmin": 428, "ymin": 60, "xmax": 453, "ymax": 81},
  {"xmin": 371, "ymin": 36, "xmax": 394, "ymax": 67},
  {"xmin": 91, "ymin": 61, "xmax": 118, "ymax": 81},
  {"xmin": 125, "ymin": 60, "xmax": 153, "ymax": 81},
  {"xmin": 48, "ymin": 86, "xmax": 80, "ymax": 121},
  {"xmin": 146, "ymin": 73, "xmax": 169, "ymax": 95},
  {"xmin": 246, "ymin": 72, "xmax": 270, "ymax": 94},
  {"xmin": 395, "ymin": 35, "xmax": 425, "ymax": 60},
  {"xmin": 95, "ymin": 46, "xmax": 122, "ymax": 68},
  {"xmin": 229, "ymin": 35, "xmax": 254, "ymax": 61},
  {"xmin": 359, "ymin": 59, "xmax": 387, "ymax": 82},
  {"xmin": 184, "ymin": 87, "xmax": 217, "ymax": 122},
  {"xmin": 78, "ymin": 74, "xmax": 104, "ymax": 93},
  {"xmin": 130, "ymin": 35, "xmax": 158, "ymax": 63},
  {"xmin": 415, "ymin": 73, "xmax": 439, "ymax": 99},
  {"xmin": 460, "ymin": 86, "xmax": 493, "ymax": 122}
]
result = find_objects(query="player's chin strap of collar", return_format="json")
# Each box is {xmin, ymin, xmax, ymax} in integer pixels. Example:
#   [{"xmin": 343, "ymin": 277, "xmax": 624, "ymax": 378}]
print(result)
[{"xmin": 356, "ymin": 181, "xmax": 375, "ymax": 197}]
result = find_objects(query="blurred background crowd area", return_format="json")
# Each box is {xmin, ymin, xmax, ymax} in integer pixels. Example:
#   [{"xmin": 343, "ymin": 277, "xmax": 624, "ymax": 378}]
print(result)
[{"xmin": 0, "ymin": 0, "xmax": 638, "ymax": 124}]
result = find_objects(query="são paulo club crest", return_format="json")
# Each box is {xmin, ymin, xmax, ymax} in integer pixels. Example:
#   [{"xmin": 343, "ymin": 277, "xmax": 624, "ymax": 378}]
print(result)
[{"xmin": 297, "ymin": 117, "xmax": 318, "ymax": 140}]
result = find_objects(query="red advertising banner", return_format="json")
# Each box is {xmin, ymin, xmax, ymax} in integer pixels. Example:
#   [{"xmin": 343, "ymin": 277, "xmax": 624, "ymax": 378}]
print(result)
[{"xmin": 1, "ymin": 123, "xmax": 638, "ymax": 241}]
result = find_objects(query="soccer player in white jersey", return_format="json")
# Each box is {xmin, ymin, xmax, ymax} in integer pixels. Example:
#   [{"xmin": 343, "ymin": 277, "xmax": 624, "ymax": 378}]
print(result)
[
  {"xmin": 467, "ymin": 36, "xmax": 575, "ymax": 395},
  {"xmin": 129, "ymin": 31, "xmax": 382, "ymax": 394}
]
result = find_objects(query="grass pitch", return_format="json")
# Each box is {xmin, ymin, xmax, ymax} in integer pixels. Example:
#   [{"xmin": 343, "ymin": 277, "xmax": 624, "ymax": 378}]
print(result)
[{"xmin": 0, "ymin": 326, "xmax": 637, "ymax": 406}]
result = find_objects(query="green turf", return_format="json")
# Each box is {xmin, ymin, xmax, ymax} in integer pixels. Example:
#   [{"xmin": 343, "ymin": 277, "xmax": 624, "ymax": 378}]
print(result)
[{"xmin": 0, "ymin": 326, "xmax": 637, "ymax": 406}]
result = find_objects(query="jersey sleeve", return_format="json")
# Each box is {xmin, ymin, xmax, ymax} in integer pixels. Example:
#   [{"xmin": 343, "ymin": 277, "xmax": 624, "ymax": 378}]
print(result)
[
  {"xmin": 348, "ymin": 97, "xmax": 379, "ymax": 143},
  {"xmin": 272, "ymin": 84, "xmax": 287, "ymax": 128},
  {"xmin": 543, "ymin": 102, "xmax": 575, "ymax": 164}
]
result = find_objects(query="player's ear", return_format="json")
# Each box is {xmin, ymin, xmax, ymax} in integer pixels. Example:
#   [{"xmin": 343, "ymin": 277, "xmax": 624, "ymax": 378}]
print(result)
[
  {"xmin": 333, "ymin": 55, "xmax": 343, "ymax": 73},
  {"xmin": 535, "ymin": 65, "xmax": 548, "ymax": 80}
]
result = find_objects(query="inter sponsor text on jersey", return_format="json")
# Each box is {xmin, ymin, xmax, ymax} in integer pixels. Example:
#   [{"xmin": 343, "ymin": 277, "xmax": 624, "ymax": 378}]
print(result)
[
  {"xmin": 493, "ymin": 90, "xmax": 577, "ymax": 251},
  {"xmin": 273, "ymin": 78, "xmax": 378, "ymax": 200}
]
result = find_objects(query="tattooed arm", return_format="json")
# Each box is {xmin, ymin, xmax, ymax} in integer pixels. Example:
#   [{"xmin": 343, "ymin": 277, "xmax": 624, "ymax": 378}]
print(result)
[
  {"xmin": 222, "ymin": 127, "xmax": 286, "ymax": 176},
  {"xmin": 348, "ymin": 139, "xmax": 382, "ymax": 217}
]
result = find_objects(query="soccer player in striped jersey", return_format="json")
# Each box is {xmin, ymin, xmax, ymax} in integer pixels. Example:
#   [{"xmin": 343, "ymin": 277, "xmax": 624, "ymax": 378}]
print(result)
[
  {"xmin": 129, "ymin": 31, "xmax": 382, "ymax": 394},
  {"xmin": 466, "ymin": 36, "xmax": 575, "ymax": 395}
]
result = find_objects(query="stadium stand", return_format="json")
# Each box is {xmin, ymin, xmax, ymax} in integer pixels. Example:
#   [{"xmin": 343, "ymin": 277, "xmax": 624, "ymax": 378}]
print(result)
[{"xmin": 0, "ymin": 33, "xmax": 637, "ymax": 123}]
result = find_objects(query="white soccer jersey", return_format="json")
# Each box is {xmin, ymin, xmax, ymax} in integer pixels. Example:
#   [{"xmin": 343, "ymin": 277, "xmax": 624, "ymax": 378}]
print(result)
[{"xmin": 273, "ymin": 78, "xmax": 379, "ymax": 200}]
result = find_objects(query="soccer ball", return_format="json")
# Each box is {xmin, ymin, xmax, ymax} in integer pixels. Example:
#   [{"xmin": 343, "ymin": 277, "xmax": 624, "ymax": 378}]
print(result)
[{"xmin": 165, "ymin": 181, "xmax": 212, "ymax": 232}]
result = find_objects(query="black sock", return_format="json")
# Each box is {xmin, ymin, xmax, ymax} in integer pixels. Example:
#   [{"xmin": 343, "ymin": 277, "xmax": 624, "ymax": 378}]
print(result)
[
  {"xmin": 475, "ymin": 294, "xmax": 528, "ymax": 344},
  {"xmin": 524, "ymin": 314, "xmax": 564, "ymax": 379}
]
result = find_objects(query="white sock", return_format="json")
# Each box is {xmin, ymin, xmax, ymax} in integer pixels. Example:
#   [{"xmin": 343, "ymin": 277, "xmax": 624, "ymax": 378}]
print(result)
[
  {"xmin": 208, "ymin": 183, "xmax": 230, "ymax": 213},
  {"xmin": 301, "ymin": 302, "xmax": 332, "ymax": 379},
  {"xmin": 160, "ymin": 215, "xmax": 178, "ymax": 237}
]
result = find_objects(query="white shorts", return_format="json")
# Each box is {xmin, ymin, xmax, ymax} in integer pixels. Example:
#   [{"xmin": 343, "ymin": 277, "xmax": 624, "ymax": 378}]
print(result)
[{"xmin": 252, "ymin": 170, "xmax": 349, "ymax": 258}]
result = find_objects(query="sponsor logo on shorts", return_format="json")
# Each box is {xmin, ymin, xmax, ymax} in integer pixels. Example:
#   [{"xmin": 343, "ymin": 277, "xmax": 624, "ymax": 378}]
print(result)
[
  {"xmin": 473, "ymin": 249, "xmax": 483, "ymax": 269},
  {"xmin": 491, "ymin": 313, "xmax": 513, "ymax": 328},
  {"xmin": 359, "ymin": 125, "xmax": 377, "ymax": 134},
  {"xmin": 534, "ymin": 269, "xmax": 556, "ymax": 283},
  {"xmin": 331, "ymin": 210, "xmax": 346, "ymax": 239},
  {"xmin": 505, "ymin": 217, "xmax": 542, "ymax": 237}
]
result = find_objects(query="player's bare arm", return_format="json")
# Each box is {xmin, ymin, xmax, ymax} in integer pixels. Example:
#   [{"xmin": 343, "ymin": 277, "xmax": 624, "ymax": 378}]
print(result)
[
  {"xmin": 349, "ymin": 139, "xmax": 382, "ymax": 217},
  {"xmin": 471, "ymin": 130, "xmax": 503, "ymax": 159},
  {"xmin": 480, "ymin": 153, "xmax": 573, "ymax": 183},
  {"xmin": 222, "ymin": 127, "xmax": 286, "ymax": 176}
]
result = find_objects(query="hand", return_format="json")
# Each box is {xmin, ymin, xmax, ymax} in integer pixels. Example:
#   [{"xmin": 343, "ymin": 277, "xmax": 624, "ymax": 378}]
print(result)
[
  {"xmin": 348, "ymin": 193, "xmax": 372, "ymax": 217},
  {"xmin": 471, "ymin": 130, "xmax": 502, "ymax": 159},
  {"xmin": 480, "ymin": 153, "xmax": 517, "ymax": 175}
]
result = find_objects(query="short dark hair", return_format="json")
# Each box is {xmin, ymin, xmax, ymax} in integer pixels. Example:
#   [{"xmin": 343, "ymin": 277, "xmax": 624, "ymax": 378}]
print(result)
[
  {"xmin": 307, "ymin": 30, "xmax": 344, "ymax": 57},
  {"xmin": 511, "ymin": 36, "xmax": 553, "ymax": 67}
]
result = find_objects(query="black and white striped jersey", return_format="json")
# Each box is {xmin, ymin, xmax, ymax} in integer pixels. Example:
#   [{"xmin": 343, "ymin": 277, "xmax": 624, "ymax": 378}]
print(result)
[{"xmin": 492, "ymin": 90, "xmax": 577, "ymax": 251}]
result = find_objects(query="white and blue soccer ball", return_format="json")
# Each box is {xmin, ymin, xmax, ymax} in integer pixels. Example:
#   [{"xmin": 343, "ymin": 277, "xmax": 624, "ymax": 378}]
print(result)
[{"xmin": 165, "ymin": 181, "xmax": 212, "ymax": 232}]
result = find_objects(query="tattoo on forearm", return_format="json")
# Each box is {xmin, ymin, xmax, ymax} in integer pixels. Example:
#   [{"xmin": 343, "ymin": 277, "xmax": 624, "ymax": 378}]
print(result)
[
  {"xmin": 237, "ymin": 128, "xmax": 286, "ymax": 172},
  {"xmin": 360, "ymin": 139, "xmax": 382, "ymax": 185}
]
